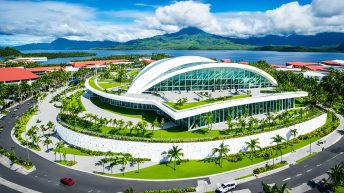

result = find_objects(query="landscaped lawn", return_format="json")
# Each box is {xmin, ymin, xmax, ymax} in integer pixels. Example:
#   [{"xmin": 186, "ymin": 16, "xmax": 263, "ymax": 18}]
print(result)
[
  {"xmin": 98, "ymin": 81, "xmax": 122, "ymax": 89},
  {"xmin": 296, "ymin": 152, "xmax": 317, "ymax": 164},
  {"xmin": 53, "ymin": 147, "xmax": 90, "ymax": 156},
  {"xmin": 101, "ymin": 135, "xmax": 323, "ymax": 179},
  {"xmin": 88, "ymin": 77, "xmax": 103, "ymax": 91},
  {"xmin": 165, "ymin": 95, "xmax": 250, "ymax": 110},
  {"xmin": 56, "ymin": 160, "xmax": 77, "ymax": 167},
  {"xmin": 90, "ymin": 97, "xmax": 164, "ymax": 123}
]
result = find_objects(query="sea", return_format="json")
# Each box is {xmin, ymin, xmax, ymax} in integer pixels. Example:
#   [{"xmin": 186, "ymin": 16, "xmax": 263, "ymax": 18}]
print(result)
[{"xmin": 11, "ymin": 49, "xmax": 344, "ymax": 65}]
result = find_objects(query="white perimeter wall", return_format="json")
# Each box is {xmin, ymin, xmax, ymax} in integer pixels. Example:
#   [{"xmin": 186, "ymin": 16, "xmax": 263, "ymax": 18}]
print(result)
[{"xmin": 56, "ymin": 114, "xmax": 326, "ymax": 162}]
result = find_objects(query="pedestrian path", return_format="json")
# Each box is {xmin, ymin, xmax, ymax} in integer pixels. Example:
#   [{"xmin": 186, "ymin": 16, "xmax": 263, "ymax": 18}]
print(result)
[{"xmin": 17, "ymin": 88, "xmax": 156, "ymax": 176}]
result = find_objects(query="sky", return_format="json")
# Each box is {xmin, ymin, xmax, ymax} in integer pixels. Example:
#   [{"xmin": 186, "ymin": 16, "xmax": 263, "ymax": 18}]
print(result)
[{"xmin": 0, "ymin": 0, "xmax": 343, "ymax": 46}]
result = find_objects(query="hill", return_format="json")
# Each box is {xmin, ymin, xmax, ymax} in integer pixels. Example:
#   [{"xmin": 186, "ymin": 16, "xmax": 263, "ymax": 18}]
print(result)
[
  {"xmin": 15, "ymin": 38, "xmax": 119, "ymax": 50},
  {"xmin": 98, "ymin": 27, "xmax": 253, "ymax": 50}
]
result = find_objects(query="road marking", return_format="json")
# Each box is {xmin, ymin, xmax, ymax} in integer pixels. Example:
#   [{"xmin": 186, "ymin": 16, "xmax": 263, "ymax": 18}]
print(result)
[
  {"xmin": 317, "ymin": 164, "xmax": 322, "ymax": 167},
  {"xmin": 303, "ymin": 165, "xmax": 308, "ymax": 167},
  {"xmin": 0, "ymin": 177, "xmax": 41, "ymax": 193},
  {"xmin": 306, "ymin": 169, "xmax": 312, "ymax": 172},
  {"xmin": 295, "ymin": 174, "xmax": 302, "ymax": 177},
  {"xmin": 283, "ymin": 177, "xmax": 291, "ymax": 181}
]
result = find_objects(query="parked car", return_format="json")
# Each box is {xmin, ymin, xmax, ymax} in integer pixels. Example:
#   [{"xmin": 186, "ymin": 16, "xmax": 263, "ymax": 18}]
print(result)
[
  {"xmin": 60, "ymin": 177, "xmax": 75, "ymax": 186},
  {"xmin": 215, "ymin": 181, "xmax": 237, "ymax": 193}
]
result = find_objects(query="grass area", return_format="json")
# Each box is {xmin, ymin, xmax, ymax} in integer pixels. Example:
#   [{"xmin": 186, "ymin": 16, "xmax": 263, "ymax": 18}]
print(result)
[
  {"xmin": 64, "ymin": 90, "xmax": 85, "ymax": 111},
  {"xmin": 90, "ymin": 97, "xmax": 164, "ymax": 123},
  {"xmin": 88, "ymin": 77, "xmax": 103, "ymax": 91},
  {"xmin": 53, "ymin": 147, "xmax": 90, "ymax": 156},
  {"xmin": 98, "ymin": 81, "xmax": 122, "ymax": 89},
  {"xmin": 296, "ymin": 152, "xmax": 317, "ymax": 164},
  {"xmin": 56, "ymin": 160, "xmax": 77, "ymax": 167},
  {"xmin": 98, "ymin": 135, "xmax": 324, "ymax": 179},
  {"xmin": 235, "ymin": 174, "xmax": 253, "ymax": 180},
  {"xmin": 165, "ymin": 95, "xmax": 250, "ymax": 110}
]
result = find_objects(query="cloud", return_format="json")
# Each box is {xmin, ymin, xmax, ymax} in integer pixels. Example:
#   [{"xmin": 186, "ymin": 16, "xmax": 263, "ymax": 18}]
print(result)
[{"xmin": 1, "ymin": 0, "xmax": 344, "ymax": 45}]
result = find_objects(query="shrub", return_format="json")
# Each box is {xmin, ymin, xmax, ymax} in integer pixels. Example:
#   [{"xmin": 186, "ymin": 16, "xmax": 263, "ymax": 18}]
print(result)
[
  {"xmin": 0, "ymin": 146, "xmax": 33, "ymax": 169},
  {"xmin": 225, "ymin": 153, "xmax": 244, "ymax": 162},
  {"xmin": 142, "ymin": 187, "xmax": 196, "ymax": 193},
  {"xmin": 253, "ymin": 161, "xmax": 287, "ymax": 174}
]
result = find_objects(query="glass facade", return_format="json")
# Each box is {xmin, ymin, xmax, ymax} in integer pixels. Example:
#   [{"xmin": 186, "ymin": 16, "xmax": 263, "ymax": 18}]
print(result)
[
  {"xmin": 97, "ymin": 94, "xmax": 155, "ymax": 110},
  {"xmin": 148, "ymin": 67, "xmax": 273, "ymax": 92},
  {"xmin": 177, "ymin": 98, "xmax": 295, "ymax": 130}
]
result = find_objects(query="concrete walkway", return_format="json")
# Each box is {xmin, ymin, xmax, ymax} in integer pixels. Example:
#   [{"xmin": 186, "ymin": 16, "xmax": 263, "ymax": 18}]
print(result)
[{"xmin": 18, "ymin": 88, "xmax": 156, "ymax": 175}]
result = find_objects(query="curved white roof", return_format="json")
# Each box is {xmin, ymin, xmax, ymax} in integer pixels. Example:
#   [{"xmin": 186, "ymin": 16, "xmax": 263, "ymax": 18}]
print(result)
[{"xmin": 128, "ymin": 56, "xmax": 277, "ymax": 94}]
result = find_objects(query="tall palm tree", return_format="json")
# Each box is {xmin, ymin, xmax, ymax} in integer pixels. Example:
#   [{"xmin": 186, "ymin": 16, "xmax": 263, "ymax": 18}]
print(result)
[
  {"xmin": 43, "ymin": 136, "xmax": 52, "ymax": 151},
  {"xmin": 55, "ymin": 141, "xmax": 64, "ymax": 161},
  {"xmin": 202, "ymin": 113, "xmax": 213, "ymax": 131},
  {"xmin": 211, "ymin": 142, "xmax": 230, "ymax": 167},
  {"xmin": 46, "ymin": 121, "xmax": 54, "ymax": 132},
  {"xmin": 290, "ymin": 128, "xmax": 298, "ymax": 139},
  {"xmin": 271, "ymin": 135, "xmax": 286, "ymax": 163},
  {"xmin": 120, "ymin": 156, "xmax": 129, "ymax": 176},
  {"xmin": 323, "ymin": 162, "xmax": 344, "ymax": 191},
  {"xmin": 108, "ymin": 157, "xmax": 119, "ymax": 174},
  {"xmin": 135, "ymin": 157, "xmax": 145, "ymax": 173},
  {"xmin": 96, "ymin": 158, "xmax": 107, "ymax": 173},
  {"xmin": 161, "ymin": 145, "xmax": 184, "ymax": 170},
  {"xmin": 245, "ymin": 138, "xmax": 261, "ymax": 159}
]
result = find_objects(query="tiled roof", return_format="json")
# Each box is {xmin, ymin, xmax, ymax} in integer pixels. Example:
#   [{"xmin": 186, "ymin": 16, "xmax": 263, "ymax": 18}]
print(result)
[
  {"xmin": 69, "ymin": 60, "xmax": 130, "ymax": 68},
  {"xmin": 27, "ymin": 66, "xmax": 64, "ymax": 72},
  {"xmin": 0, "ymin": 67, "xmax": 39, "ymax": 82},
  {"xmin": 286, "ymin": 61, "xmax": 317, "ymax": 67}
]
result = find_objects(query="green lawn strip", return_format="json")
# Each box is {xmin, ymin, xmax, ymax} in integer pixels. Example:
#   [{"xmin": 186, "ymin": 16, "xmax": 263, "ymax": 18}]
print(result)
[
  {"xmin": 165, "ymin": 95, "xmax": 250, "ymax": 110},
  {"xmin": 296, "ymin": 152, "xmax": 317, "ymax": 164},
  {"xmin": 253, "ymin": 161, "xmax": 288, "ymax": 174},
  {"xmin": 235, "ymin": 174, "xmax": 253, "ymax": 180},
  {"xmin": 98, "ymin": 81, "xmax": 122, "ymax": 89},
  {"xmin": 67, "ymin": 90, "xmax": 85, "ymax": 111},
  {"xmin": 90, "ymin": 97, "xmax": 163, "ymax": 123},
  {"xmin": 53, "ymin": 147, "xmax": 90, "ymax": 156},
  {"xmin": 96, "ymin": 136, "xmax": 323, "ymax": 179},
  {"xmin": 89, "ymin": 77, "xmax": 103, "ymax": 91},
  {"xmin": 56, "ymin": 160, "xmax": 77, "ymax": 167}
]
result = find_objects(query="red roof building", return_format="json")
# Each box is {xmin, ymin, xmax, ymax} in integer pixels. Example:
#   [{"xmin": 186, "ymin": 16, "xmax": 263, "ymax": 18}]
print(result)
[
  {"xmin": 142, "ymin": 59, "xmax": 156, "ymax": 64},
  {"xmin": 238, "ymin": 61, "xmax": 249, "ymax": 65},
  {"xmin": 305, "ymin": 65, "xmax": 328, "ymax": 71},
  {"xmin": 271, "ymin": 64, "xmax": 287, "ymax": 68},
  {"xmin": 321, "ymin": 60, "xmax": 344, "ymax": 66},
  {"xmin": 221, "ymin": 59, "xmax": 232, "ymax": 63},
  {"xmin": 69, "ymin": 60, "xmax": 130, "ymax": 68},
  {"xmin": 286, "ymin": 62, "xmax": 318, "ymax": 68},
  {"xmin": 0, "ymin": 67, "xmax": 39, "ymax": 83},
  {"xmin": 27, "ymin": 66, "xmax": 64, "ymax": 75}
]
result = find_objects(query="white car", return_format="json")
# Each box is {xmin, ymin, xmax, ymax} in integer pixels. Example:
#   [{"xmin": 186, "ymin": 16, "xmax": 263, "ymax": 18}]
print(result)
[{"xmin": 215, "ymin": 181, "xmax": 237, "ymax": 193}]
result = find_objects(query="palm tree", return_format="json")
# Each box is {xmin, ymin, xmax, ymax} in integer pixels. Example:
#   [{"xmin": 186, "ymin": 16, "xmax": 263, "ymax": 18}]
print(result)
[
  {"xmin": 211, "ymin": 142, "xmax": 230, "ymax": 167},
  {"xmin": 135, "ymin": 157, "xmax": 145, "ymax": 173},
  {"xmin": 152, "ymin": 117, "xmax": 159, "ymax": 133},
  {"xmin": 55, "ymin": 141, "xmax": 64, "ymax": 161},
  {"xmin": 227, "ymin": 115, "xmax": 234, "ymax": 130},
  {"xmin": 160, "ymin": 118, "xmax": 165, "ymax": 129},
  {"xmin": 96, "ymin": 158, "xmax": 107, "ymax": 173},
  {"xmin": 202, "ymin": 113, "xmax": 213, "ymax": 131},
  {"xmin": 43, "ymin": 136, "xmax": 52, "ymax": 151},
  {"xmin": 323, "ymin": 162, "xmax": 344, "ymax": 191},
  {"xmin": 120, "ymin": 156, "xmax": 129, "ymax": 176},
  {"xmin": 271, "ymin": 135, "xmax": 286, "ymax": 163},
  {"xmin": 245, "ymin": 138, "xmax": 261, "ymax": 159},
  {"xmin": 290, "ymin": 128, "xmax": 298, "ymax": 139},
  {"xmin": 260, "ymin": 182, "xmax": 290, "ymax": 193},
  {"xmin": 46, "ymin": 121, "xmax": 54, "ymax": 133},
  {"xmin": 161, "ymin": 145, "xmax": 184, "ymax": 170},
  {"xmin": 108, "ymin": 157, "xmax": 119, "ymax": 173}
]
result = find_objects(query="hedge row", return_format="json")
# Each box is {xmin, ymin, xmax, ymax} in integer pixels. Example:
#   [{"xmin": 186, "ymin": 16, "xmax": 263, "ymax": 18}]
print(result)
[
  {"xmin": 13, "ymin": 106, "xmax": 41, "ymax": 151},
  {"xmin": 57, "ymin": 108, "xmax": 322, "ymax": 143},
  {"xmin": 142, "ymin": 187, "xmax": 196, "ymax": 193},
  {"xmin": 68, "ymin": 145, "xmax": 151, "ymax": 161},
  {"xmin": 253, "ymin": 161, "xmax": 288, "ymax": 174},
  {"xmin": 0, "ymin": 145, "xmax": 33, "ymax": 169}
]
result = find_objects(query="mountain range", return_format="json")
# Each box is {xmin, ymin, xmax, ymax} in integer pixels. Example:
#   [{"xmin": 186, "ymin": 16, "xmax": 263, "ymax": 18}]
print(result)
[{"xmin": 14, "ymin": 27, "xmax": 344, "ymax": 51}]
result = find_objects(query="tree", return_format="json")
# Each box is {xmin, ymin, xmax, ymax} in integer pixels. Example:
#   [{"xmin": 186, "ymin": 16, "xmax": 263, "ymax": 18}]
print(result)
[
  {"xmin": 161, "ymin": 145, "xmax": 184, "ymax": 170},
  {"xmin": 202, "ymin": 112, "xmax": 213, "ymax": 131},
  {"xmin": 260, "ymin": 182, "xmax": 290, "ymax": 193},
  {"xmin": 245, "ymin": 138, "xmax": 261, "ymax": 159},
  {"xmin": 46, "ymin": 121, "xmax": 54, "ymax": 133},
  {"xmin": 227, "ymin": 115, "xmax": 234, "ymax": 130},
  {"xmin": 124, "ymin": 187, "xmax": 135, "ymax": 193},
  {"xmin": 152, "ymin": 117, "xmax": 159, "ymax": 133},
  {"xmin": 43, "ymin": 136, "xmax": 52, "ymax": 151},
  {"xmin": 271, "ymin": 135, "xmax": 286, "ymax": 163},
  {"xmin": 135, "ymin": 157, "xmax": 145, "ymax": 173},
  {"xmin": 120, "ymin": 156, "xmax": 129, "ymax": 176},
  {"xmin": 96, "ymin": 158, "xmax": 107, "ymax": 173},
  {"xmin": 160, "ymin": 118, "xmax": 165, "ymax": 129},
  {"xmin": 211, "ymin": 142, "xmax": 230, "ymax": 167},
  {"xmin": 322, "ymin": 162, "xmax": 344, "ymax": 191},
  {"xmin": 55, "ymin": 141, "xmax": 64, "ymax": 161}
]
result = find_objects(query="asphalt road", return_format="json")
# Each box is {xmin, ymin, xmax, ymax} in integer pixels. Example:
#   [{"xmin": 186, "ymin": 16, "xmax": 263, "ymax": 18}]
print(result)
[
  {"xmin": 0, "ymin": 99, "xmax": 343, "ymax": 193},
  {"xmin": 0, "ymin": 99, "xmax": 207, "ymax": 193}
]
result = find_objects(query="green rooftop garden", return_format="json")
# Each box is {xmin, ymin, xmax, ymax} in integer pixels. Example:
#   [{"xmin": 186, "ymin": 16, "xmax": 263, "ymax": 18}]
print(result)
[{"xmin": 165, "ymin": 95, "xmax": 250, "ymax": 110}]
